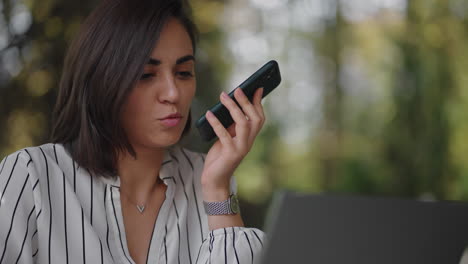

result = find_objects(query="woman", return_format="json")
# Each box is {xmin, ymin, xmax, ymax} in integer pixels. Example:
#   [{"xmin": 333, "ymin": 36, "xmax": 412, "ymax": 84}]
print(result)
[{"xmin": 0, "ymin": 0, "xmax": 265, "ymax": 263}]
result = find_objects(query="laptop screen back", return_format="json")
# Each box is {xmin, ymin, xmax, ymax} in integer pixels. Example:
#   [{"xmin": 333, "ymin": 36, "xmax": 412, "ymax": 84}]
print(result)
[{"xmin": 260, "ymin": 192, "xmax": 468, "ymax": 264}]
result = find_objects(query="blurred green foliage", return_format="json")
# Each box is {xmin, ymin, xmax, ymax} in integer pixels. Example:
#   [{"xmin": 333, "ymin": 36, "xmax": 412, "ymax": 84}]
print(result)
[{"xmin": 2, "ymin": 0, "xmax": 468, "ymax": 229}]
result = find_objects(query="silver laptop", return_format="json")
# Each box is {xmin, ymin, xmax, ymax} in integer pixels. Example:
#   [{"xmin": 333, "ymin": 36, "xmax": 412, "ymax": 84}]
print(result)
[{"xmin": 259, "ymin": 192, "xmax": 468, "ymax": 264}]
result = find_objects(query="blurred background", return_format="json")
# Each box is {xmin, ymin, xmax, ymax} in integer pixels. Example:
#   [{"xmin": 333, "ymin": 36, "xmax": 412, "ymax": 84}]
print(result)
[{"xmin": 1, "ymin": 0, "xmax": 468, "ymax": 229}]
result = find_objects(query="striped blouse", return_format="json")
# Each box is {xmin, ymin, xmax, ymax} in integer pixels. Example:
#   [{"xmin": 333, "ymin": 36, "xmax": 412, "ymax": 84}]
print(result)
[{"xmin": 0, "ymin": 143, "xmax": 265, "ymax": 264}]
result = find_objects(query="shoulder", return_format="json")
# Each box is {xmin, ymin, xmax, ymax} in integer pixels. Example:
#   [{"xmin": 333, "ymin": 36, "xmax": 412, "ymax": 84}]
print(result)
[
  {"xmin": 0, "ymin": 143, "xmax": 59, "ymax": 203},
  {"xmin": 0, "ymin": 147, "xmax": 32, "ymax": 184},
  {"xmin": 1, "ymin": 143, "xmax": 74, "ymax": 183},
  {"xmin": 13, "ymin": 143, "xmax": 63, "ymax": 172},
  {"xmin": 0, "ymin": 143, "xmax": 55, "ymax": 174},
  {"xmin": 0, "ymin": 147, "xmax": 42, "ymax": 222}
]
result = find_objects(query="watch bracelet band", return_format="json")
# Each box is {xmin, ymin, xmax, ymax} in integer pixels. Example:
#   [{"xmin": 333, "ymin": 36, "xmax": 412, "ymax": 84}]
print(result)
[{"xmin": 203, "ymin": 199, "xmax": 233, "ymax": 215}]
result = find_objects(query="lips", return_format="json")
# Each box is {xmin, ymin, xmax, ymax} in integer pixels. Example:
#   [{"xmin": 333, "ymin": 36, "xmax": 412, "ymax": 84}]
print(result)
[
  {"xmin": 160, "ymin": 118, "xmax": 181, "ymax": 127},
  {"xmin": 160, "ymin": 113, "xmax": 182, "ymax": 120}
]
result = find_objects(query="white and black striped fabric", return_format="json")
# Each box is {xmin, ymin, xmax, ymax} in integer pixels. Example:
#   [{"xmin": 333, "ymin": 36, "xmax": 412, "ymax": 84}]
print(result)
[{"xmin": 0, "ymin": 143, "xmax": 265, "ymax": 264}]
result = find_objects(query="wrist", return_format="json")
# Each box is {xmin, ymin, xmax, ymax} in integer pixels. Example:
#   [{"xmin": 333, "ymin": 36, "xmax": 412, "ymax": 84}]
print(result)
[{"xmin": 202, "ymin": 187, "xmax": 230, "ymax": 202}]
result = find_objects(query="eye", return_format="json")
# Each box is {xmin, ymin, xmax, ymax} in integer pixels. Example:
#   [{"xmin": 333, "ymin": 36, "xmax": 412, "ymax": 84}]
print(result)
[
  {"xmin": 178, "ymin": 71, "xmax": 194, "ymax": 78},
  {"xmin": 140, "ymin": 73, "xmax": 155, "ymax": 80}
]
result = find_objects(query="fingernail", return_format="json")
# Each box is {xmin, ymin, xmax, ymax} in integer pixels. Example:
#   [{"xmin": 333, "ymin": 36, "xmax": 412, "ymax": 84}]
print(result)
[
  {"xmin": 221, "ymin": 92, "xmax": 229, "ymax": 99},
  {"xmin": 206, "ymin": 110, "xmax": 212, "ymax": 117}
]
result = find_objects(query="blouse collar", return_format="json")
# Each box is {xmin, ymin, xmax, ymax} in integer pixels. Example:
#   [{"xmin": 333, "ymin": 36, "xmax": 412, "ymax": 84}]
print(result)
[{"xmin": 99, "ymin": 146, "xmax": 176, "ymax": 188}]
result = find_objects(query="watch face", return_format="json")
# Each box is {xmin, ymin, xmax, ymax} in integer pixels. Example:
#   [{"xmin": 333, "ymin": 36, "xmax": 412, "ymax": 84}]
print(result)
[{"xmin": 230, "ymin": 194, "xmax": 240, "ymax": 214}]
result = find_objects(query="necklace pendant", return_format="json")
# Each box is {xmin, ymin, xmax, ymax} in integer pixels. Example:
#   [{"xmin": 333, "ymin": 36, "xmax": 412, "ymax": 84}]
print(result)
[{"xmin": 136, "ymin": 205, "xmax": 145, "ymax": 214}]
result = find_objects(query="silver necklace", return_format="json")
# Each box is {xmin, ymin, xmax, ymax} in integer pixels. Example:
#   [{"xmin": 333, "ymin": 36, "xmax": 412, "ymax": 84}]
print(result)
[
  {"xmin": 120, "ymin": 178, "xmax": 162, "ymax": 214},
  {"xmin": 120, "ymin": 190, "xmax": 148, "ymax": 213}
]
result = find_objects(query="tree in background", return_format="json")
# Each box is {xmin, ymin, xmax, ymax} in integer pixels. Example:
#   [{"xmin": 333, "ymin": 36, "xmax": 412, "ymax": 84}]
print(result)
[
  {"xmin": 384, "ymin": 0, "xmax": 455, "ymax": 199},
  {"xmin": 0, "ymin": 0, "xmax": 97, "ymax": 156}
]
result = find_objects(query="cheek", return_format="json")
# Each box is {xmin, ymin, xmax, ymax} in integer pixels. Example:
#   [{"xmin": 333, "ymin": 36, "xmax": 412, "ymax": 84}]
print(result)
[
  {"xmin": 121, "ymin": 90, "xmax": 150, "ymax": 127},
  {"xmin": 125, "ymin": 86, "xmax": 154, "ymax": 114},
  {"xmin": 183, "ymin": 82, "xmax": 196, "ymax": 105}
]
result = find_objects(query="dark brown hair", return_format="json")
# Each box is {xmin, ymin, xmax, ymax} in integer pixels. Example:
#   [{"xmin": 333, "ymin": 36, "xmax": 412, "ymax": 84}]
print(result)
[{"xmin": 50, "ymin": 0, "xmax": 198, "ymax": 177}]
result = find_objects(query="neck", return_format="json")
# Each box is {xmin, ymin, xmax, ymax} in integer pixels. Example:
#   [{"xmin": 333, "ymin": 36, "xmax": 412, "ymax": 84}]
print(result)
[{"xmin": 117, "ymin": 146, "xmax": 167, "ymax": 202}]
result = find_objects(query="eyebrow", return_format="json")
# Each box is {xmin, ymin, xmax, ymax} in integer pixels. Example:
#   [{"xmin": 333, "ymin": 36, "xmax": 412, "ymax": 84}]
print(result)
[{"xmin": 147, "ymin": 55, "xmax": 195, "ymax": 66}]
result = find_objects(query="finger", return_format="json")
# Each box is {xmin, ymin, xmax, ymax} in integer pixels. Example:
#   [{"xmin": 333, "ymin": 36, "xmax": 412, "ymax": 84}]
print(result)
[
  {"xmin": 205, "ymin": 110, "xmax": 233, "ymax": 146},
  {"xmin": 227, "ymin": 123, "xmax": 236, "ymax": 137},
  {"xmin": 244, "ymin": 87, "xmax": 265, "ymax": 133},
  {"xmin": 233, "ymin": 88, "xmax": 264, "ymax": 145},
  {"xmin": 247, "ymin": 88, "xmax": 266, "ymax": 145},
  {"xmin": 220, "ymin": 91, "xmax": 250, "ymax": 142},
  {"xmin": 233, "ymin": 88, "xmax": 262, "ymax": 124},
  {"xmin": 253, "ymin": 87, "xmax": 265, "ymax": 120}
]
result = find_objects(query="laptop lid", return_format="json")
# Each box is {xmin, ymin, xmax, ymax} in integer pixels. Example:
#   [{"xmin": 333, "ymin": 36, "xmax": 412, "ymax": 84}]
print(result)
[{"xmin": 260, "ymin": 192, "xmax": 468, "ymax": 264}]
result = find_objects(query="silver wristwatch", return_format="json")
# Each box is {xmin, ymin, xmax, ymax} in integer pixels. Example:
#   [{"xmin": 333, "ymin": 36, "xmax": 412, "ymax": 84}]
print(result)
[{"xmin": 203, "ymin": 194, "xmax": 240, "ymax": 215}]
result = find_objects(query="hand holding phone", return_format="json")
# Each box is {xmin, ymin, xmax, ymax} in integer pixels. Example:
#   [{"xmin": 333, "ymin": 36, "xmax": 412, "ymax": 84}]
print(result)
[{"xmin": 196, "ymin": 60, "xmax": 281, "ymax": 141}]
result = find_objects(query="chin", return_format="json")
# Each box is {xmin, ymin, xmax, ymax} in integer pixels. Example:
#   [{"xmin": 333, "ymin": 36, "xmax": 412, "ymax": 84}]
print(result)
[{"xmin": 155, "ymin": 133, "xmax": 182, "ymax": 148}]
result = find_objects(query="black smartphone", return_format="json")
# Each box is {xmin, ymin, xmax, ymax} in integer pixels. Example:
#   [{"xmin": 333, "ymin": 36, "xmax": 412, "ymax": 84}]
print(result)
[{"xmin": 196, "ymin": 60, "xmax": 281, "ymax": 141}]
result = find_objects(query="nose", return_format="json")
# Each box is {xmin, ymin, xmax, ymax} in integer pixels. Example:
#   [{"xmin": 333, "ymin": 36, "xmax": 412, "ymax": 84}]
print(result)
[{"xmin": 158, "ymin": 71, "xmax": 180, "ymax": 104}]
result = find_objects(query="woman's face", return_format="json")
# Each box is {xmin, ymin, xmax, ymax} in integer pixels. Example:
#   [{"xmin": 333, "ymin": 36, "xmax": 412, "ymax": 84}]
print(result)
[{"xmin": 121, "ymin": 17, "xmax": 196, "ymax": 150}]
